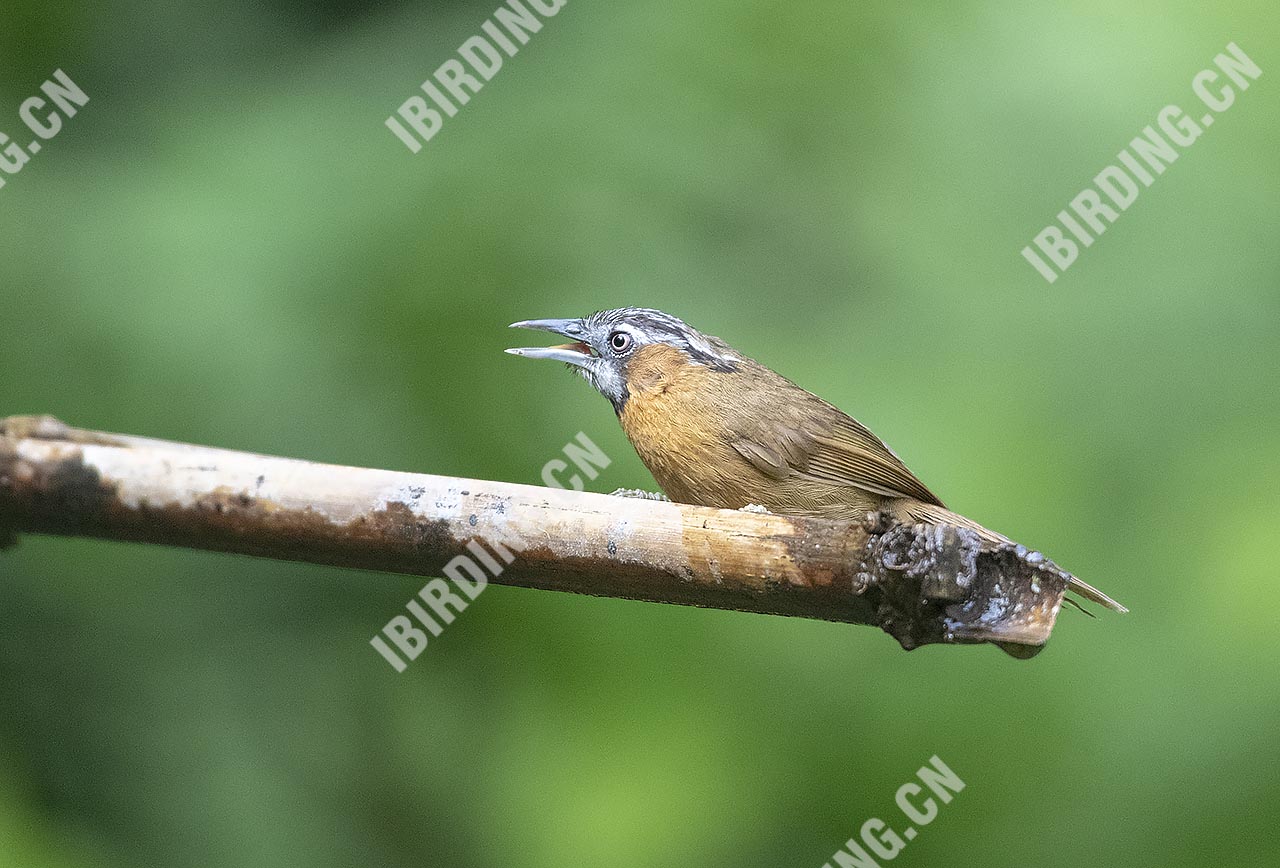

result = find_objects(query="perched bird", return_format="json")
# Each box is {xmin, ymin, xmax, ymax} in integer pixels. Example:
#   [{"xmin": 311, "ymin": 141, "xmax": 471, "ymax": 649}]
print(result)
[{"xmin": 507, "ymin": 307, "xmax": 1125, "ymax": 615}]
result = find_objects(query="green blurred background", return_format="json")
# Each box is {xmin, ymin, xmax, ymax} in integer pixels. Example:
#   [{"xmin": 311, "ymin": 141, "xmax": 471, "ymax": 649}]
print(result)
[{"xmin": 2, "ymin": 1, "xmax": 1277, "ymax": 866}]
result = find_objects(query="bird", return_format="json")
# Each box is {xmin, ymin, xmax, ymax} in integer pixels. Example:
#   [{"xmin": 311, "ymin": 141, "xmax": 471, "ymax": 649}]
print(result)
[{"xmin": 506, "ymin": 307, "xmax": 1126, "ymax": 618}]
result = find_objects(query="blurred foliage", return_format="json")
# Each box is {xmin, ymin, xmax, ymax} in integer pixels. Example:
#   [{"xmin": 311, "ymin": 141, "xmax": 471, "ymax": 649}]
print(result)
[{"xmin": 1, "ymin": 1, "xmax": 1278, "ymax": 866}]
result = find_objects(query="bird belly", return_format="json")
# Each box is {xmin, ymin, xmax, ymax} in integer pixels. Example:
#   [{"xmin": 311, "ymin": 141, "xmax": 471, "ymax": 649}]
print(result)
[{"xmin": 618, "ymin": 384, "xmax": 760, "ymax": 507}]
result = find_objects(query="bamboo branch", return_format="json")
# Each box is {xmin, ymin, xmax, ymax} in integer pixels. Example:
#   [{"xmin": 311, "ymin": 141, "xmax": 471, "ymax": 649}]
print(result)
[{"xmin": 0, "ymin": 416, "xmax": 1075, "ymax": 655}]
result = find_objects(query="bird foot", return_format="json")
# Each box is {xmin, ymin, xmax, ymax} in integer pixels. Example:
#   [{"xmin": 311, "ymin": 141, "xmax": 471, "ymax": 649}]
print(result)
[
  {"xmin": 862, "ymin": 510, "xmax": 894, "ymax": 534},
  {"xmin": 738, "ymin": 503, "xmax": 772, "ymax": 514},
  {"xmin": 609, "ymin": 488, "xmax": 670, "ymax": 501}
]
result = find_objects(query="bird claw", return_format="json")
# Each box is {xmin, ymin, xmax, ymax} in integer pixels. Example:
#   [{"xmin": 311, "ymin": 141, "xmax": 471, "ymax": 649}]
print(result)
[
  {"xmin": 862, "ymin": 510, "xmax": 894, "ymax": 534},
  {"xmin": 609, "ymin": 488, "xmax": 670, "ymax": 501},
  {"xmin": 738, "ymin": 503, "xmax": 772, "ymax": 514}
]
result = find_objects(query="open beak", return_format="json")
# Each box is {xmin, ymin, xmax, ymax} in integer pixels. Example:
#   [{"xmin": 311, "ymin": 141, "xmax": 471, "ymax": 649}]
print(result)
[{"xmin": 506, "ymin": 318, "xmax": 597, "ymax": 368}]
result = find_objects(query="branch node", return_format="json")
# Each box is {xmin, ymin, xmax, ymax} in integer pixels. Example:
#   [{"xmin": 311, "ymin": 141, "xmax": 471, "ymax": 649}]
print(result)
[{"xmin": 855, "ymin": 519, "xmax": 1063, "ymax": 653}]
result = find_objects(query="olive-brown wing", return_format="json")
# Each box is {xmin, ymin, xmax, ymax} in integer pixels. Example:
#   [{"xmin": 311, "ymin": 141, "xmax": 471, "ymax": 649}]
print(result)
[{"xmin": 730, "ymin": 406, "xmax": 943, "ymax": 506}]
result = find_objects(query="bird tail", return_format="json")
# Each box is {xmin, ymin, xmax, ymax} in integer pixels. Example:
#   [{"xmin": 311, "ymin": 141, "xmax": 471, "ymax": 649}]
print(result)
[
  {"xmin": 1060, "ymin": 573, "xmax": 1128, "ymax": 614},
  {"xmin": 890, "ymin": 500, "xmax": 1128, "ymax": 614}
]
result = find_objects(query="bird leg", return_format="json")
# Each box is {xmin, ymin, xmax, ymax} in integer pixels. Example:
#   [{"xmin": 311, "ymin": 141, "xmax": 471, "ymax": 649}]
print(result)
[{"xmin": 861, "ymin": 510, "xmax": 894, "ymax": 535}]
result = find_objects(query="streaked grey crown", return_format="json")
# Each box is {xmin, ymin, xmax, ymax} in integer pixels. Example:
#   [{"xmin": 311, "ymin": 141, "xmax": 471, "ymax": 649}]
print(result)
[{"xmin": 582, "ymin": 308, "xmax": 740, "ymax": 372}]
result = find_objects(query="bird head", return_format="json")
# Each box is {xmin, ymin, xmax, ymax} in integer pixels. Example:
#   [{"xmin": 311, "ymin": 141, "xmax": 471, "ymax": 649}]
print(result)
[{"xmin": 506, "ymin": 307, "xmax": 739, "ymax": 410}]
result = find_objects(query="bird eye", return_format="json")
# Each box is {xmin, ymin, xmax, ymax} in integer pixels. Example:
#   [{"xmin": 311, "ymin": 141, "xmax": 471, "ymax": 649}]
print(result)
[{"xmin": 608, "ymin": 331, "xmax": 632, "ymax": 353}]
